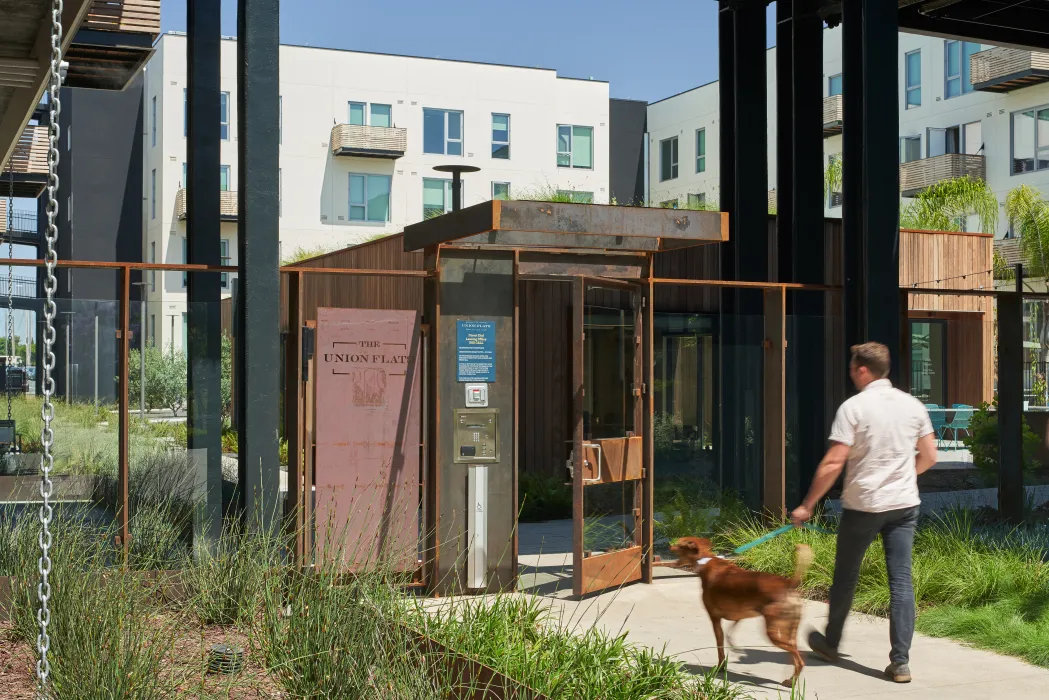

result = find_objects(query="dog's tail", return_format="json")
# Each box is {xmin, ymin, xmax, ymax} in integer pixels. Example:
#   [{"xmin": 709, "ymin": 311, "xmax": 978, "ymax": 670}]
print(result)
[{"xmin": 790, "ymin": 544, "xmax": 813, "ymax": 588}]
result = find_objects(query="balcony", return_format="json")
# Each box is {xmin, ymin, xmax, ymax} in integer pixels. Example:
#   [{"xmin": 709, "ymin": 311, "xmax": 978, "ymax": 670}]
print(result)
[
  {"xmin": 65, "ymin": 1, "xmax": 161, "ymax": 91},
  {"xmin": 175, "ymin": 189, "xmax": 239, "ymax": 221},
  {"xmin": 970, "ymin": 47, "xmax": 1049, "ymax": 93},
  {"xmin": 823, "ymin": 94, "xmax": 843, "ymax": 137},
  {"xmin": 900, "ymin": 153, "xmax": 986, "ymax": 197},
  {"xmin": 0, "ymin": 200, "xmax": 40, "ymax": 243},
  {"xmin": 330, "ymin": 124, "xmax": 407, "ymax": 159},
  {"xmin": 1, "ymin": 125, "xmax": 48, "ymax": 198}
]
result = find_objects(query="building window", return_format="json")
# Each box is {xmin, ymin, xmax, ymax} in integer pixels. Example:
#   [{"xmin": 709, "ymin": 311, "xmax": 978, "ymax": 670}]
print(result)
[
  {"xmin": 182, "ymin": 237, "xmax": 187, "ymax": 288},
  {"xmin": 149, "ymin": 314, "xmax": 155, "ymax": 348},
  {"xmin": 696, "ymin": 129, "xmax": 706, "ymax": 173},
  {"xmin": 1011, "ymin": 106, "xmax": 1049, "ymax": 174},
  {"xmin": 423, "ymin": 108, "xmax": 463, "ymax": 155},
  {"xmin": 905, "ymin": 50, "xmax": 921, "ymax": 109},
  {"xmin": 945, "ymin": 40, "xmax": 979, "ymax": 98},
  {"xmin": 901, "ymin": 135, "xmax": 921, "ymax": 164},
  {"xmin": 182, "ymin": 162, "xmax": 187, "ymax": 188},
  {"xmin": 660, "ymin": 136, "xmax": 678, "ymax": 182},
  {"xmin": 220, "ymin": 165, "xmax": 231, "ymax": 192},
  {"xmin": 182, "ymin": 313, "xmax": 188, "ymax": 354},
  {"xmin": 828, "ymin": 73, "xmax": 843, "ymax": 96},
  {"xmin": 556, "ymin": 190, "xmax": 593, "ymax": 203},
  {"xmin": 348, "ymin": 102, "xmax": 365, "ymax": 125},
  {"xmin": 687, "ymin": 192, "xmax": 706, "ymax": 208},
  {"xmin": 492, "ymin": 182, "xmax": 510, "ymax": 200},
  {"xmin": 556, "ymin": 125, "xmax": 594, "ymax": 169},
  {"xmin": 220, "ymin": 239, "xmax": 230, "ymax": 289},
  {"xmin": 827, "ymin": 155, "xmax": 843, "ymax": 208},
  {"xmin": 492, "ymin": 114, "xmax": 510, "ymax": 159},
  {"xmin": 422, "ymin": 178, "xmax": 462, "ymax": 218},
  {"xmin": 151, "ymin": 95, "xmax": 157, "ymax": 147},
  {"xmin": 150, "ymin": 241, "xmax": 156, "ymax": 292},
  {"xmin": 371, "ymin": 104, "xmax": 392, "ymax": 127},
  {"xmin": 660, "ymin": 199, "xmax": 678, "ymax": 209},
  {"xmin": 151, "ymin": 169, "xmax": 156, "ymax": 219},
  {"xmin": 349, "ymin": 173, "xmax": 392, "ymax": 222},
  {"xmin": 220, "ymin": 92, "xmax": 230, "ymax": 140}
]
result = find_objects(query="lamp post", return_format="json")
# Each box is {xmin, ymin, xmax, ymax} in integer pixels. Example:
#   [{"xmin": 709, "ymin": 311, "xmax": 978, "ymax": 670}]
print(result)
[{"xmin": 432, "ymin": 164, "xmax": 480, "ymax": 212}]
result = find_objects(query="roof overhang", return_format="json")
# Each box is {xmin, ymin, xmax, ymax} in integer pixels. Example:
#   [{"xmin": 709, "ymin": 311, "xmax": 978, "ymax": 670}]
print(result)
[
  {"xmin": 0, "ymin": 0, "xmax": 94, "ymax": 170},
  {"xmin": 403, "ymin": 200, "xmax": 728, "ymax": 254}
]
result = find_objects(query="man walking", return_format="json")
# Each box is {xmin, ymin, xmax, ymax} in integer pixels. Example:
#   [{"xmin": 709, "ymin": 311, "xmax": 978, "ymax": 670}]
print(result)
[{"xmin": 791, "ymin": 342, "xmax": 938, "ymax": 683}]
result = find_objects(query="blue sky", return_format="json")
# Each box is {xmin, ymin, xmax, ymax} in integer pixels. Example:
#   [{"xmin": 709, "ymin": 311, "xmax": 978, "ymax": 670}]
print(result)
[{"xmin": 160, "ymin": 0, "xmax": 776, "ymax": 103}]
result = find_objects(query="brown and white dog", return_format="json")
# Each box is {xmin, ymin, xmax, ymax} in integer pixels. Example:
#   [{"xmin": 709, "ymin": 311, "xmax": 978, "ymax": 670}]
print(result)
[{"xmin": 670, "ymin": 536, "xmax": 813, "ymax": 687}]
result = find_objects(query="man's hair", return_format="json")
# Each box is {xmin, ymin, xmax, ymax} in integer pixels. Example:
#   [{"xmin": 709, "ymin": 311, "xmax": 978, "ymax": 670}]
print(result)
[{"xmin": 850, "ymin": 342, "xmax": 891, "ymax": 379}]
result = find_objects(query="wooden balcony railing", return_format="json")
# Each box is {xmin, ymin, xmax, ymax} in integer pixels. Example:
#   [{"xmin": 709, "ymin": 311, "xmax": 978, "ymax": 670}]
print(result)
[
  {"xmin": 1, "ymin": 125, "xmax": 47, "ymax": 178},
  {"xmin": 83, "ymin": 0, "xmax": 161, "ymax": 35},
  {"xmin": 970, "ymin": 47, "xmax": 1049, "ymax": 93},
  {"xmin": 900, "ymin": 154, "xmax": 986, "ymax": 197},
  {"xmin": 331, "ymin": 124, "xmax": 408, "ymax": 159},
  {"xmin": 175, "ymin": 189, "xmax": 239, "ymax": 221},
  {"xmin": 823, "ymin": 94, "xmax": 843, "ymax": 137}
]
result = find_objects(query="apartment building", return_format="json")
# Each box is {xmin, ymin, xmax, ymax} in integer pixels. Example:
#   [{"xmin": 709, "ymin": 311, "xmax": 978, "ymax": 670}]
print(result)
[
  {"xmin": 143, "ymin": 32, "xmax": 611, "ymax": 353},
  {"xmin": 647, "ymin": 27, "xmax": 1049, "ymax": 240}
]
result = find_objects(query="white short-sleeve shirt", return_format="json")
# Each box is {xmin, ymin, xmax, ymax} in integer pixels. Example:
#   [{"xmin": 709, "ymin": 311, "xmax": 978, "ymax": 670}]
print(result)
[{"xmin": 829, "ymin": 378, "xmax": 934, "ymax": 513}]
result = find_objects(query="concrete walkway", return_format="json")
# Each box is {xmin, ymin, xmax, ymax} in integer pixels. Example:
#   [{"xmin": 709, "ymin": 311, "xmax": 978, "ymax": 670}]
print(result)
[{"xmin": 517, "ymin": 523, "xmax": 1049, "ymax": 699}]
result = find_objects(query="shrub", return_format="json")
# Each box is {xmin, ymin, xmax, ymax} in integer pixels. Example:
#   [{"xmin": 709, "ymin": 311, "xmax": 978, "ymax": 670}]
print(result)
[
  {"xmin": 962, "ymin": 398, "xmax": 1041, "ymax": 484},
  {"xmin": 518, "ymin": 472, "xmax": 572, "ymax": 522}
]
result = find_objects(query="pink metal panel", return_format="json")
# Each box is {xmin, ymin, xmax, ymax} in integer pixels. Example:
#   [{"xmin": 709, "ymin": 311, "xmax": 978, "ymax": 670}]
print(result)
[{"xmin": 314, "ymin": 308, "xmax": 421, "ymax": 571}]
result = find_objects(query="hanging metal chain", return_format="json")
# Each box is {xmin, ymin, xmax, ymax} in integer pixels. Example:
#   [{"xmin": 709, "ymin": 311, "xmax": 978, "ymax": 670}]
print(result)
[{"xmin": 36, "ymin": 0, "xmax": 63, "ymax": 695}]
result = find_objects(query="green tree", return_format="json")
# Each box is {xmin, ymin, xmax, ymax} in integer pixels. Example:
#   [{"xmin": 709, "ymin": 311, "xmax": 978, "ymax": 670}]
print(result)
[
  {"xmin": 1005, "ymin": 184, "xmax": 1049, "ymax": 364},
  {"xmin": 900, "ymin": 175, "xmax": 999, "ymax": 234},
  {"xmin": 221, "ymin": 331, "xmax": 232, "ymax": 422},
  {"xmin": 127, "ymin": 345, "xmax": 187, "ymax": 416}
]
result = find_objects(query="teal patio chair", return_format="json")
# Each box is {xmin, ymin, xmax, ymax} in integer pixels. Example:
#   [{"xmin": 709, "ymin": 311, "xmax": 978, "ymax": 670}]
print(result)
[
  {"xmin": 925, "ymin": 404, "xmax": 948, "ymax": 448},
  {"xmin": 946, "ymin": 406, "xmax": 974, "ymax": 447}
]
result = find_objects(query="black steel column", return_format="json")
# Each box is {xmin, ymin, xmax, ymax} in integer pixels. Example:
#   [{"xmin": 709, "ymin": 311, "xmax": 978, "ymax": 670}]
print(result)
[
  {"xmin": 998, "ymin": 267, "xmax": 1024, "ymax": 523},
  {"xmin": 237, "ymin": 0, "xmax": 281, "ymax": 531},
  {"xmin": 720, "ymin": 0, "xmax": 768, "ymax": 508},
  {"xmin": 842, "ymin": 0, "xmax": 900, "ymax": 382},
  {"xmin": 776, "ymin": 0, "xmax": 794, "ymax": 284},
  {"xmin": 186, "ymin": 0, "xmax": 222, "ymax": 544},
  {"xmin": 792, "ymin": 0, "xmax": 826, "ymax": 498},
  {"xmin": 717, "ymin": 1, "xmax": 738, "ymax": 495}
]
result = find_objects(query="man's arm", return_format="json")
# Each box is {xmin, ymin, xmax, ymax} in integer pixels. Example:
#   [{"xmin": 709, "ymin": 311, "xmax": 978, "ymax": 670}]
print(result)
[
  {"xmin": 915, "ymin": 433, "xmax": 937, "ymax": 475},
  {"xmin": 791, "ymin": 442, "xmax": 849, "ymax": 526}
]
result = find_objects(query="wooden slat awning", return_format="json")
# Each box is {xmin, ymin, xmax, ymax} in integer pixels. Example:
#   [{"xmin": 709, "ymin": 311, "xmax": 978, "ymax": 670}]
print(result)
[{"xmin": 403, "ymin": 200, "xmax": 728, "ymax": 253}]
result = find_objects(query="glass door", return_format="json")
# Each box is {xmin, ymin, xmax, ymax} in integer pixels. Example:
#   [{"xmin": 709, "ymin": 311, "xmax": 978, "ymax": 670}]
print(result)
[
  {"xmin": 910, "ymin": 319, "xmax": 948, "ymax": 406},
  {"xmin": 570, "ymin": 279, "xmax": 646, "ymax": 597}
]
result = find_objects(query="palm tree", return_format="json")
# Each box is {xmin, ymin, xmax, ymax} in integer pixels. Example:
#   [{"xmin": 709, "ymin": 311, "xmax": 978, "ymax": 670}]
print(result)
[
  {"xmin": 900, "ymin": 175, "xmax": 999, "ymax": 234},
  {"xmin": 826, "ymin": 155, "xmax": 999, "ymax": 235},
  {"xmin": 1005, "ymin": 184, "xmax": 1049, "ymax": 364}
]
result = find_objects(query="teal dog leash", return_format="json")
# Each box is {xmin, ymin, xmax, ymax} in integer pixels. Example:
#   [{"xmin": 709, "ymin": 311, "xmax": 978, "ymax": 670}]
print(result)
[{"xmin": 732, "ymin": 522, "xmax": 837, "ymax": 555}]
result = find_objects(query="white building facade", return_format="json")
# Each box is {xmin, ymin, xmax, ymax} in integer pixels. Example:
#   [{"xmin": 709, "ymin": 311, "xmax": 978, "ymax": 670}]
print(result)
[
  {"xmin": 143, "ymin": 33, "xmax": 611, "ymax": 352},
  {"xmin": 647, "ymin": 27, "xmax": 1049, "ymax": 239}
]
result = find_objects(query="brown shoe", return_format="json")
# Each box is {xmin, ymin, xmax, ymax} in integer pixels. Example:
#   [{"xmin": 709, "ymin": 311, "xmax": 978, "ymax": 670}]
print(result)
[{"xmin": 885, "ymin": 662, "xmax": 912, "ymax": 683}]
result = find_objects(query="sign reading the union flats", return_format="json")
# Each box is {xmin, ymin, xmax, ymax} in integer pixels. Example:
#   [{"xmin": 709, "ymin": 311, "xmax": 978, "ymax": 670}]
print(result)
[{"xmin": 313, "ymin": 308, "xmax": 421, "ymax": 572}]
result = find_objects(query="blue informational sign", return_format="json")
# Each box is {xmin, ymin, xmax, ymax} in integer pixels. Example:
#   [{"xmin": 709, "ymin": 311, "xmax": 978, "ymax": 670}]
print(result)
[{"xmin": 456, "ymin": 320, "xmax": 496, "ymax": 382}]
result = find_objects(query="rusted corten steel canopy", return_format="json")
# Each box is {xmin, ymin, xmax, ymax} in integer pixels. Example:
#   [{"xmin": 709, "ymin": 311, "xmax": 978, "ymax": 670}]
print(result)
[{"xmin": 403, "ymin": 200, "xmax": 728, "ymax": 254}]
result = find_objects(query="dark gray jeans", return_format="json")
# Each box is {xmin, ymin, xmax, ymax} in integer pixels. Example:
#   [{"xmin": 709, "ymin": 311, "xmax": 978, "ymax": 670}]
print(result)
[{"xmin": 825, "ymin": 505, "xmax": 919, "ymax": 665}]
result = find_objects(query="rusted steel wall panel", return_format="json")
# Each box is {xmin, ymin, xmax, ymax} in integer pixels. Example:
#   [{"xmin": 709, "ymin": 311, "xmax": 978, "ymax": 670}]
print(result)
[{"xmin": 313, "ymin": 308, "xmax": 422, "ymax": 570}]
